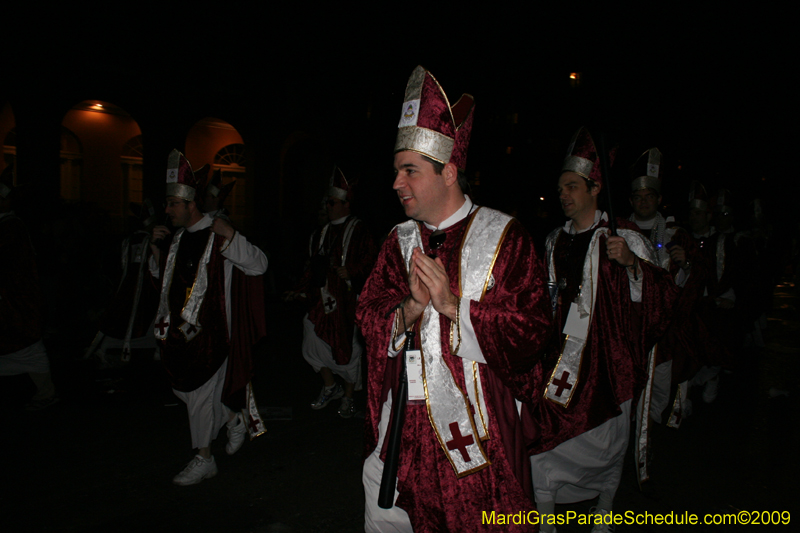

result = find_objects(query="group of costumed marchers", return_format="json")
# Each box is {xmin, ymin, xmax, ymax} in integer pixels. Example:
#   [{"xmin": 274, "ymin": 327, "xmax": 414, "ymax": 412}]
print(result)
[
  {"xmin": 625, "ymin": 151, "xmax": 717, "ymax": 429},
  {"xmin": 691, "ymin": 185, "xmax": 754, "ymax": 371},
  {"xmin": 357, "ymin": 66, "xmax": 553, "ymax": 532},
  {"xmin": 522, "ymin": 128, "xmax": 678, "ymax": 511},
  {"xmin": 152, "ymin": 150, "xmax": 267, "ymax": 446}
]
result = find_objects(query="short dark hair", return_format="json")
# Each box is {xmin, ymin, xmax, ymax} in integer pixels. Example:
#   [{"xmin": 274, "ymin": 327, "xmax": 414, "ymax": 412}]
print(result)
[{"xmin": 422, "ymin": 155, "xmax": 471, "ymax": 195}]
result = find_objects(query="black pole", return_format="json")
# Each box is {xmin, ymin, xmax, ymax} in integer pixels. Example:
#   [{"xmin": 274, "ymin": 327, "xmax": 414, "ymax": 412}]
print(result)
[
  {"xmin": 597, "ymin": 130, "xmax": 617, "ymax": 236},
  {"xmin": 378, "ymin": 330, "xmax": 414, "ymax": 509}
]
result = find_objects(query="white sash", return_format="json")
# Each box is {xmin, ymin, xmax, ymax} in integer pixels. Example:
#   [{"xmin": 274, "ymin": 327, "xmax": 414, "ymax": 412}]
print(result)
[
  {"xmin": 317, "ymin": 217, "xmax": 360, "ymax": 311},
  {"xmin": 667, "ymin": 379, "xmax": 690, "ymax": 428},
  {"xmin": 544, "ymin": 226, "xmax": 657, "ymax": 408},
  {"xmin": 716, "ymin": 232, "xmax": 726, "ymax": 282},
  {"xmin": 395, "ymin": 207, "xmax": 512, "ymax": 477},
  {"xmin": 154, "ymin": 228, "xmax": 216, "ymax": 342}
]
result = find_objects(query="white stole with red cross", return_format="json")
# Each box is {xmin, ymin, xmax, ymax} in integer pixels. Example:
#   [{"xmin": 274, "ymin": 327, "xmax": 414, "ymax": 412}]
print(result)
[
  {"xmin": 544, "ymin": 226, "xmax": 657, "ymax": 407},
  {"xmin": 154, "ymin": 227, "xmax": 216, "ymax": 342},
  {"xmin": 395, "ymin": 207, "xmax": 512, "ymax": 478}
]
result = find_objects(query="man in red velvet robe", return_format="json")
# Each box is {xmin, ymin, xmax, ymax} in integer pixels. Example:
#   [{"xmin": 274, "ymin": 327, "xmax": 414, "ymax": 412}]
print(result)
[
  {"xmin": 150, "ymin": 150, "xmax": 268, "ymax": 486},
  {"xmin": 357, "ymin": 66, "xmax": 552, "ymax": 532},
  {"xmin": 285, "ymin": 167, "xmax": 376, "ymax": 418},
  {"xmin": 626, "ymin": 150, "xmax": 711, "ymax": 427},
  {"xmin": 524, "ymin": 129, "xmax": 677, "ymax": 533},
  {"xmin": 687, "ymin": 185, "xmax": 747, "ymax": 403}
]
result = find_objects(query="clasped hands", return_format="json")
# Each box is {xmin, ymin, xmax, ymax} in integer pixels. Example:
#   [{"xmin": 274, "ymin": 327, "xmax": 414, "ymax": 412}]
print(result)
[{"xmin": 402, "ymin": 247, "xmax": 458, "ymax": 328}]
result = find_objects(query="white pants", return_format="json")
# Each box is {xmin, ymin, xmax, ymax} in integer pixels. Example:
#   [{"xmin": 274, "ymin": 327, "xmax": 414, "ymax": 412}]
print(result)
[
  {"xmin": 0, "ymin": 340, "xmax": 50, "ymax": 375},
  {"xmin": 530, "ymin": 400, "xmax": 632, "ymax": 505},
  {"xmin": 301, "ymin": 314, "xmax": 362, "ymax": 386},
  {"xmin": 363, "ymin": 393, "xmax": 414, "ymax": 533},
  {"xmin": 173, "ymin": 360, "xmax": 232, "ymax": 449}
]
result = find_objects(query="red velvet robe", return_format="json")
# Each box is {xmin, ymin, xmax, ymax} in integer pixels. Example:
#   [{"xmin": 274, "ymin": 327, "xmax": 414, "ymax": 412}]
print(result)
[
  {"xmin": 524, "ymin": 217, "xmax": 677, "ymax": 455},
  {"xmin": 298, "ymin": 217, "xmax": 376, "ymax": 365},
  {"xmin": 630, "ymin": 223, "xmax": 716, "ymax": 385},
  {"xmin": 357, "ymin": 215, "xmax": 552, "ymax": 533},
  {"xmin": 0, "ymin": 214, "xmax": 44, "ymax": 355}
]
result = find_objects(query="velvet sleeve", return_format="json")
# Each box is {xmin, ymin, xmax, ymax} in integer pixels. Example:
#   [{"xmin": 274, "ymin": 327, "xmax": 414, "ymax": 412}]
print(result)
[
  {"xmin": 355, "ymin": 230, "xmax": 409, "ymax": 453},
  {"xmin": 468, "ymin": 221, "xmax": 553, "ymax": 401}
]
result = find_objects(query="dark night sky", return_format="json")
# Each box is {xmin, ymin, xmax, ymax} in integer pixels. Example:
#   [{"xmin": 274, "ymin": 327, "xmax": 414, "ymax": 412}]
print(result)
[{"xmin": 5, "ymin": 5, "xmax": 797, "ymax": 232}]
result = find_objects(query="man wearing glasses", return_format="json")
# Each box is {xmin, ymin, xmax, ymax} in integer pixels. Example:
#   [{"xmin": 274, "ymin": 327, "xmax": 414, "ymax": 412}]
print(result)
[{"xmin": 356, "ymin": 66, "xmax": 553, "ymax": 532}]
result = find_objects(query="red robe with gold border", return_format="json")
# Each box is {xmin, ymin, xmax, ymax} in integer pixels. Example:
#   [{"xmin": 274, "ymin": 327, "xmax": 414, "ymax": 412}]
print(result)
[
  {"xmin": 629, "ymin": 222, "xmax": 715, "ymax": 385},
  {"xmin": 524, "ymin": 217, "xmax": 677, "ymax": 455},
  {"xmin": 357, "ymin": 214, "xmax": 552, "ymax": 533}
]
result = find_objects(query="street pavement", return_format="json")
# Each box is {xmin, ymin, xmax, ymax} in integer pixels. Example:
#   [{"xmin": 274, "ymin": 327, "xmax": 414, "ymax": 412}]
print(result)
[{"xmin": 1, "ymin": 282, "xmax": 797, "ymax": 532}]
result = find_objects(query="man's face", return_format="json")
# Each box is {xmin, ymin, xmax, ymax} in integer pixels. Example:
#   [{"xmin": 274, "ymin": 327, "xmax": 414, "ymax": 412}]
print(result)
[
  {"xmin": 558, "ymin": 171, "xmax": 598, "ymax": 222},
  {"xmin": 393, "ymin": 151, "xmax": 448, "ymax": 224},
  {"xmin": 325, "ymin": 197, "xmax": 349, "ymax": 221},
  {"xmin": 629, "ymin": 188, "xmax": 661, "ymax": 221},
  {"xmin": 688, "ymin": 207, "xmax": 711, "ymax": 234},
  {"xmin": 165, "ymin": 197, "xmax": 192, "ymax": 227}
]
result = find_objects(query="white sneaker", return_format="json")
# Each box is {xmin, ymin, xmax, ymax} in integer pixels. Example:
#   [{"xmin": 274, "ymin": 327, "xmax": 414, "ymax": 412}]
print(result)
[
  {"xmin": 311, "ymin": 383, "xmax": 344, "ymax": 410},
  {"xmin": 589, "ymin": 508, "xmax": 614, "ymax": 533},
  {"xmin": 172, "ymin": 455, "xmax": 217, "ymax": 486},
  {"xmin": 226, "ymin": 414, "xmax": 247, "ymax": 455}
]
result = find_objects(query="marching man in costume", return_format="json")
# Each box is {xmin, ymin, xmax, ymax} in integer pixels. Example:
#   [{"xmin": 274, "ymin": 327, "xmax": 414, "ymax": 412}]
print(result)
[
  {"xmin": 525, "ymin": 128, "xmax": 677, "ymax": 533},
  {"xmin": 149, "ymin": 150, "xmax": 268, "ymax": 486},
  {"xmin": 687, "ymin": 183, "xmax": 743, "ymax": 403},
  {"xmin": 626, "ymin": 149, "xmax": 710, "ymax": 427},
  {"xmin": 356, "ymin": 66, "xmax": 553, "ymax": 532},
  {"xmin": 285, "ymin": 167, "xmax": 376, "ymax": 418}
]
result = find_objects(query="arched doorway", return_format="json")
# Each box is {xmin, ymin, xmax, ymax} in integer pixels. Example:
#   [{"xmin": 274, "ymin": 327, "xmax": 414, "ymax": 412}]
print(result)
[
  {"xmin": 60, "ymin": 100, "xmax": 142, "ymax": 233},
  {"xmin": 186, "ymin": 118, "xmax": 249, "ymax": 230}
]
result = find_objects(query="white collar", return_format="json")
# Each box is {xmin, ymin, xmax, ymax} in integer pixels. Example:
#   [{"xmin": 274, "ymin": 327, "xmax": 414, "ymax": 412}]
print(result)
[
  {"xmin": 633, "ymin": 214, "xmax": 659, "ymax": 230},
  {"xmin": 187, "ymin": 213, "xmax": 213, "ymax": 233},
  {"xmin": 565, "ymin": 210, "xmax": 607, "ymax": 235},
  {"xmin": 330, "ymin": 215, "xmax": 348, "ymax": 226},
  {"xmin": 423, "ymin": 195, "xmax": 473, "ymax": 231}
]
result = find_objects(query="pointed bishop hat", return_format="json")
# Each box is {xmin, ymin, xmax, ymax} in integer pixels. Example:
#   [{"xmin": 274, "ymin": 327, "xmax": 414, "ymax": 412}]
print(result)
[
  {"xmin": 394, "ymin": 66, "xmax": 475, "ymax": 170},
  {"xmin": 630, "ymin": 147, "xmax": 663, "ymax": 193}
]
